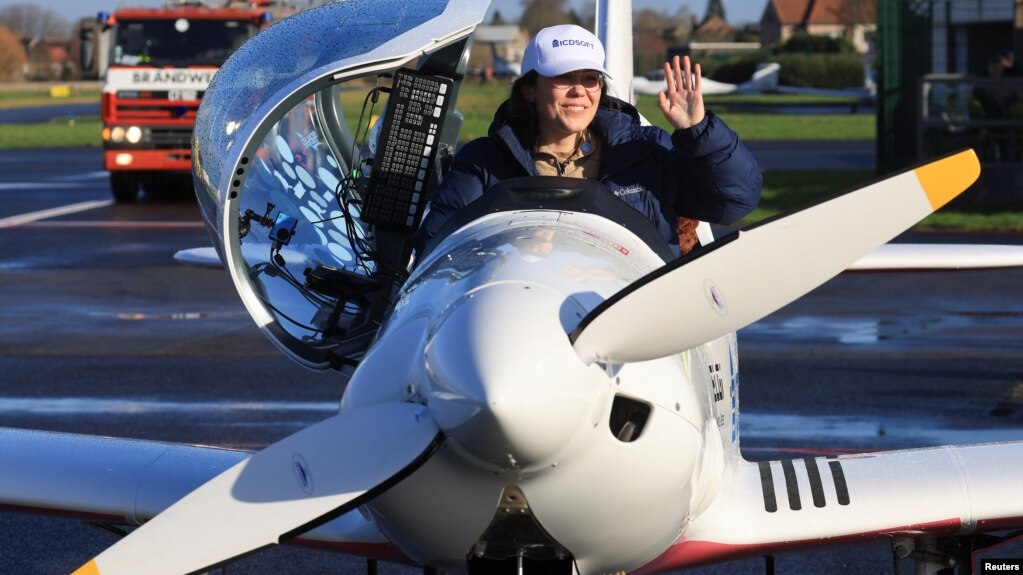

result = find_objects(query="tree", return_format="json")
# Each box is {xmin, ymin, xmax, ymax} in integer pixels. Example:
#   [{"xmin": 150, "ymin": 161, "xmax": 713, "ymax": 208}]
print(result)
[
  {"xmin": 780, "ymin": 31, "xmax": 856, "ymax": 54},
  {"xmin": 668, "ymin": 6, "xmax": 694, "ymax": 40},
  {"xmin": 0, "ymin": 4, "xmax": 70, "ymax": 39},
  {"xmin": 519, "ymin": 0, "xmax": 573, "ymax": 37},
  {"xmin": 633, "ymin": 7, "xmax": 694, "ymax": 73},
  {"xmin": 490, "ymin": 10, "xmax": 507, "ymax": 25},
  {"xmin": 704, "ymin": 0, "xmax": 726, "ymax": 22},
  {"xmin": 0, "ymin": 25, "xmax": 26, "ymax": 81},
  {"xmin": 565, "ymin": 8, "xmax": 584, "ymax": 27}
]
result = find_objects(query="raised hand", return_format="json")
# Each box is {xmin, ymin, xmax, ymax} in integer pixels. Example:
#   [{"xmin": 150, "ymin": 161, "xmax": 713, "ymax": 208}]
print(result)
[{"xmin": 658, "ymin": 55, "xmax": 705, "ymax": 131}]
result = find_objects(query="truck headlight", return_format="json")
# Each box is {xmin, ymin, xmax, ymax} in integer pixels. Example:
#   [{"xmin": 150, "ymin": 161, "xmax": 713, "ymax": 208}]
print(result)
[{"xmin": 125, "ymin": 126, "xmax": 143, "ymax": 144}]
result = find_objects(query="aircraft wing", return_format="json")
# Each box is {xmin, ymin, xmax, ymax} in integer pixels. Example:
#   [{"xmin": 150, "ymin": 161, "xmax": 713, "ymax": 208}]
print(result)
[
  {"xmin": 173, "ymin": 245, "xmax": 312, "ymax": 271},
  {"xmin": 173, "ymin": 247, "xmax": 223, "ymax": 269},
  {"xmin": 637, "ymin": 441, "xmax": 1023, "ymax": 573},
  {"xmin": 0, "ymin": 427, "xmax": 406, "ymax": 562},
  {"xmin": 848, "ymin": 243, "xmax": 1023, "ymax": 271},
  {"xmin": 177, "ymin": 242, "xmax": 1023, "ymax": 273}
]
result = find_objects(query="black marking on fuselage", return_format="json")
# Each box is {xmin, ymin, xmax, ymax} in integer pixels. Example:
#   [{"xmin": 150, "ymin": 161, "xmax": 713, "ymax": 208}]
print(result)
[
  {"xmin": 780, "ymin": 459, "xmax": 802, "ymax": 510},
  {"xmin": 758, "ymin": 461, "xmax": 777, "ymax": 513},
  {"xmin": 828, "ymin": 457, "xmax": 851, "ymax": 505},
  {"xmin": 709, "ymin": 364, "xmax": 725, "ymax": 402},
  {"xmin": 803, "ymin": 457, "xmax": 826, "ymax": 508},
  {"xmin": 757, "ymin": 457, "xmax": 853, "ymax": 513}
]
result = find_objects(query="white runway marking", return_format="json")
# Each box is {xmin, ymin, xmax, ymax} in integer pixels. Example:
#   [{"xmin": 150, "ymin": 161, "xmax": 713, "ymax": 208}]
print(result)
[
  {"xmin": 0, "ymin": 396, "xmax": 337, "ymax": 415},
  {"xmin": 48, "ymin": 171, "xmax": 109, "ymax": 182},
  {"xmin": 0, "ymin": 182, "xmax": 79, "ymax": 190},
  {"xmin": 23, "ymin": 220, "xmax": 204, "ymax": 229},
  {"xmin": 0, "ymin": 171, "xmax": 108, "ymax": 189},
  {"xmin": 0, "ymin": 199, "xmax": 113, "ymax": 229}
]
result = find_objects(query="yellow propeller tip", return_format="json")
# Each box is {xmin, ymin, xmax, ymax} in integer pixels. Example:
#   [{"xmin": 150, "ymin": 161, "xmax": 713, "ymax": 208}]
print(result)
[
  {"xmin": 914, "ymin": 148, "xmax": 981, "ymax": 210},
  {"xmin": 71, "ymin": 560, "xmax": 99, "ymax": 575}
]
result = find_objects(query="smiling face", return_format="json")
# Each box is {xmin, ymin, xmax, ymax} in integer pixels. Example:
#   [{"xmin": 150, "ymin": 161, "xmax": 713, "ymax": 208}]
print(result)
[{"xmin": 522, "ymin": 70, "xmax": 603, "ymax": 149}]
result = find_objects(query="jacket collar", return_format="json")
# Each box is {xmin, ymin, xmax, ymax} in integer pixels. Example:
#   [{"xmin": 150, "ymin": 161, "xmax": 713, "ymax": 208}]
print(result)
[{"xmin": 489, "ymin": 97, "xmax": 651, "ymax": 176}]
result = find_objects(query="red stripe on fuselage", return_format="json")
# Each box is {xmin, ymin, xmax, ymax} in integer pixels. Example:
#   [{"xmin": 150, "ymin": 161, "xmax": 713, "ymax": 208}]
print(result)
[
  {"xmin": 633, "ymin": 518, "xmax": 962, "ymax": 574},
  {"xmin": 290, "ymin": 539, "xmax": 416, "ymax": 566}
]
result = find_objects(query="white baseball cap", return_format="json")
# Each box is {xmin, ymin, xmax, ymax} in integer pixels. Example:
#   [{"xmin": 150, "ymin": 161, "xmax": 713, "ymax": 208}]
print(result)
[{"xmin": 520, "ymin": 24, "xmax": 611, "ymax": 78}]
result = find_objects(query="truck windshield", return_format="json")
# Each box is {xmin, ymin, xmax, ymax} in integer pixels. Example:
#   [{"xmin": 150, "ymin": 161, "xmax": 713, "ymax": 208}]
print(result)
[{"xmin": 113, "ymin": 18, "xmax": 257, "ymax": 66}]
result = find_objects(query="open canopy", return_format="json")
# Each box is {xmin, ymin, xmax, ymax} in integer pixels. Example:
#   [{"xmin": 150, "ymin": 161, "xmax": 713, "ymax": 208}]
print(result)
[{"xmin": 192, "ymin": 0, "xmax": 490, "ymax": 370}]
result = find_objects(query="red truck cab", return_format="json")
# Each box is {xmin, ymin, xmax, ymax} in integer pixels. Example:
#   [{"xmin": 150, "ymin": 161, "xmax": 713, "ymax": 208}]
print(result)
[{"xmin": 94, "ymin": 1, "xmax": 291, "ymax": 201}]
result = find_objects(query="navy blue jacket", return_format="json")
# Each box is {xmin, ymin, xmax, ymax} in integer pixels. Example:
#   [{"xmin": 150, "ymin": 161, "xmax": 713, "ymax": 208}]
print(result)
[{"xmin": 414, "ymin": 98, "xmax": 761, "ymax": 255}]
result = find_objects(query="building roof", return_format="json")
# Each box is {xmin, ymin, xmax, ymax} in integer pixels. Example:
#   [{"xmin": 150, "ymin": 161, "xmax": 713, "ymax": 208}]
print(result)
[
  {"xmin": 766, "ymin": 0, "xmax": 874, "ymax": 26},
  {"xmin": 20, "ymin": 37, "xmax": 71, "ymax": 63},
  {"xmin": 46, "ymin": 45, "xmax": 69, "ymax": 63},
  {"xmin": 472, "ymin": 25, "xmax": 523, "ymax": 44},
  {"xmin": 808, "ymin": 0, "xmax": 848, "ymax": 25},
  {"xmin": 692, "ymin": 14, "xmax": 733, "ymax": 42},
  {"xmin": 768, "ymin": 0, "xmax": 813, "ymax": 24}
]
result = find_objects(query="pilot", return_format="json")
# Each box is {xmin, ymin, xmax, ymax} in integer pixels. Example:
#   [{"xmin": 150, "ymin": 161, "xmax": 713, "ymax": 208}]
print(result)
[{"xmin": 413, "ymin": 24, "xmax": 761, "ymax": 258}]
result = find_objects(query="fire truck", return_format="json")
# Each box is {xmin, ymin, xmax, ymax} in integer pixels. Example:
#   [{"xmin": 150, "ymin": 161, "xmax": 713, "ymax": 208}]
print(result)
[{"xmin": 79, "ymin": 1, "xmax": 295, "ymax": 202}]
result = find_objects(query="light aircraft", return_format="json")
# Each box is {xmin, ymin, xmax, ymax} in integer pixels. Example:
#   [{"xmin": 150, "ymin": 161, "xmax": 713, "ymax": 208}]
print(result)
[
  {"xmin": 632, "ymin": 62, "xmax": 782, "ymax": 98},
  {"xmin": 632, "ymin": 62, "xmax": 877, "ymax": 100},
  {"xmin": 3, "ymin": 1, "xmax": 1023, "ymax": 574}
]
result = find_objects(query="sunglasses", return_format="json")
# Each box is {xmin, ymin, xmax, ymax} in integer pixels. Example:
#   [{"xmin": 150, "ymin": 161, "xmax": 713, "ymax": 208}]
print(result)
[{"xmin": 550, "ymin": 71, "xmax": 604, "ymax": 93}]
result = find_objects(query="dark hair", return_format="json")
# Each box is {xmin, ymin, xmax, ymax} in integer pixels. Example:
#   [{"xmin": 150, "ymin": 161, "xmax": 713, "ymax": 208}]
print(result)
[
  {"xmin": 503, "ymin": 70, "xmax": 617, "ymax": 149},
  {"xmin": 505, "ymin": 71, "xmax": 540, "ymax": 147}
]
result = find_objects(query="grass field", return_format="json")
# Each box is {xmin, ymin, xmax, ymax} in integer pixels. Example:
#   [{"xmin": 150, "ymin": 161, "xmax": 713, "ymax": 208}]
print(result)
[
  {"xmin": 635, "ymin": 95, "xmax": 875, "ymax": 140},
  {"xmin": 355, "ymin": 83, "xmax": 877, "ymax": 142},
  {"xmin": 746, "ymin": 169, "xmax": 1023, "ymax": 232},
  {"xmin": 3, "ymin": 84, "xmax": 874, "ymax": 147},
  {"xmin": 0, "ymin": 88, "xmax": 102, "ymax": 110},
  {"xmin": 0, "ymin": 117, "xmax": 102, "ymax": 148},
  {"xmin": 3, "ymin": 84, "xmax": 1019, "ymax": 231}
]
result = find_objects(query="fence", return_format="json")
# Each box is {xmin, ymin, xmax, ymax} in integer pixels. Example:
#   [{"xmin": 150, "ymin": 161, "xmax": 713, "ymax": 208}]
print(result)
[{"xmin": 918, "ymin": 74, "xmax": 1023, "ymax": 205}]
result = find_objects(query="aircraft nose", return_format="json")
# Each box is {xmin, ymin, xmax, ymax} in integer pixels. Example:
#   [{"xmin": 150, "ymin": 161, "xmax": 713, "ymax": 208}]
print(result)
[{"xmin": 424, "ymin": 282, "xmax": 608, "ymax": 474}]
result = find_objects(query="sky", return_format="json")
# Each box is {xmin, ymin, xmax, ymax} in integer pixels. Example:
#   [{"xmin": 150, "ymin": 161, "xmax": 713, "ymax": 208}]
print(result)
[{"xmin": 5, "ymin": 0, "xmax": 769, "ymax": 27}]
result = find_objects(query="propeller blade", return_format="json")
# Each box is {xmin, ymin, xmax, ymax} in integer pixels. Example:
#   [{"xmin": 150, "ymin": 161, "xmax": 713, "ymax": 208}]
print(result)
[
  {"xmin": 72, "ymin": 402, "xmax": 440, "ymax": 575},
  {"xmin": 570, "ymin": 149, "xmax": 980, "ymax": 364}
]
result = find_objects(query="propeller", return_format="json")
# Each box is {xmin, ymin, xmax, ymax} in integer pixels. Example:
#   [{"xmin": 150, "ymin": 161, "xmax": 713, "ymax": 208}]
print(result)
[
  {"xmin": 72, "ymin": 402, "xmax": 441, "ymax": 575},
  {"xmin": 570, "ymin": 149, "xmax": 981, "ymax": 364}
]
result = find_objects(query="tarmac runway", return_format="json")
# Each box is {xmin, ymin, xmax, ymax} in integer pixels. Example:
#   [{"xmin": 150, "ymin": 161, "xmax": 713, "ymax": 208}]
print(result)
[
  {"xmin": 0, "ymin": 103, "xmax": 99, "ymax": 124},
  {"xmin": 0, "ymin": 147, "xmax": 1020, "ymax": 573}
]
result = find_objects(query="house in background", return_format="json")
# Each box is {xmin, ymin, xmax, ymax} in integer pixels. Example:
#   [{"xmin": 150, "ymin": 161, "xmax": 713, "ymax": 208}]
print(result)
[
  {"xmin": 877, "ymin": 1, "xmax": 1023, "ymax": 202},
  {"xmin": 469, "ymin": 24, "xmax": 528, "ymax": 78},
  {"xmin": 691, "ymin": 13, "xmax": 733, "ymax": 42},
  {"xmin": 760, "ymin": 0, "xmax": 876, "ymax": 54},
  {"xmin": 20, "ymin": 36, "xmax": 72, "ymax": 80},
  {"xmin": 928, "ymin": 1, "xmax": 1019, "ymax": 75}
]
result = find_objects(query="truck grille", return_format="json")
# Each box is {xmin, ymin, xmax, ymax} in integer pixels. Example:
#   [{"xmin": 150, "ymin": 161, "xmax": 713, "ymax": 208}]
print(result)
[{"xmin": 149, "ymin": 126, "xmax": 192, "ymax": 149}]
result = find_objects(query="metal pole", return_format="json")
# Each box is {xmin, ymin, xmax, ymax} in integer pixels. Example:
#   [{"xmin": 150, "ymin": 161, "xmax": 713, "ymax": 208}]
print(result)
[
  {"xmin": 595, "ymin": 0, "xmax": 635, "ymax": 104},
  {"xmin": 1015, "ymin": 0, "xmax": 1023, "ymax": 67}
]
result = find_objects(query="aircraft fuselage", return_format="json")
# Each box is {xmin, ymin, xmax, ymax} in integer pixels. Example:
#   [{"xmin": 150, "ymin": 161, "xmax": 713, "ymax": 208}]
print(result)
[{"xmin": 339, "ymin": 207, "xmax": 715, "ymax": 573}]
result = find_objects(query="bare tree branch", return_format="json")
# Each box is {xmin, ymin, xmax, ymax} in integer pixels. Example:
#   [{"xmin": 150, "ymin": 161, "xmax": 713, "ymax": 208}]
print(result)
[{"xmin": 0, "ymin": 3, "xmax": 71, "ymax": 39}]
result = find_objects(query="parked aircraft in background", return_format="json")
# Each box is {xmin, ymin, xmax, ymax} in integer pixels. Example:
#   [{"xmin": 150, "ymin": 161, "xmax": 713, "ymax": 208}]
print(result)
[
  {"xmin": 633, "ymin": 62, "xmax": 875, "ymax": 100},
  {"xmin": 633, "ymin": 62, "xmax": 782, "ymax": 96}
]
